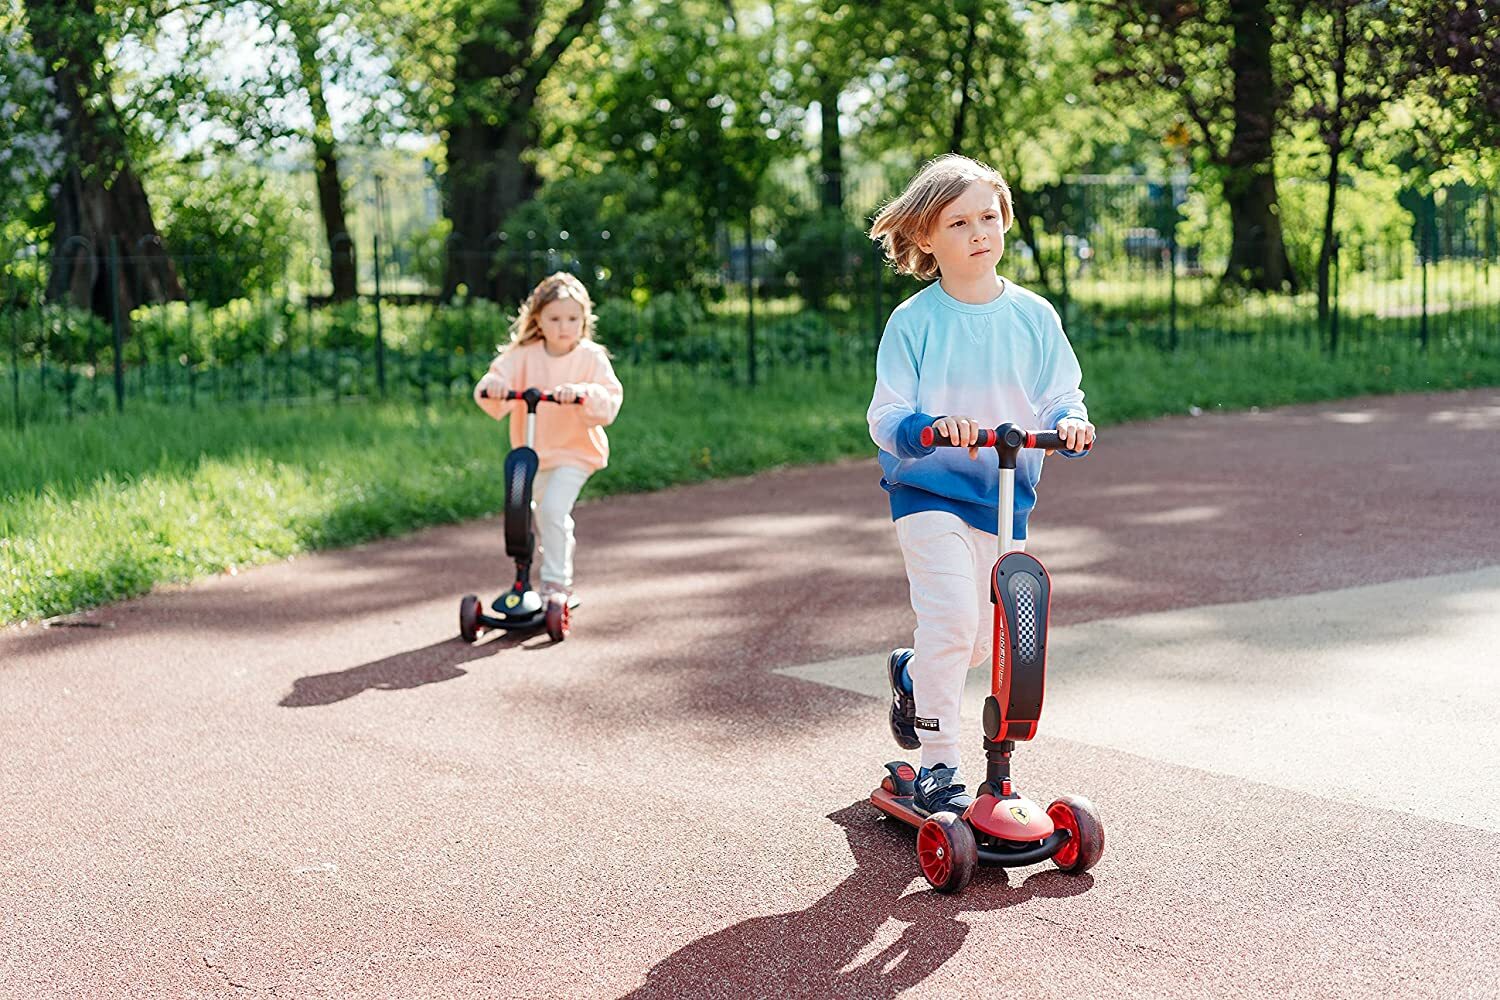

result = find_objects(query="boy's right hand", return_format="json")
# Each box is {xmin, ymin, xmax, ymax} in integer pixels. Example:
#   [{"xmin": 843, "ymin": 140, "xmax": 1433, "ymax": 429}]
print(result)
[{"xmin": 931, "ymin": 416, "xmax": 983, "ymax": 459}]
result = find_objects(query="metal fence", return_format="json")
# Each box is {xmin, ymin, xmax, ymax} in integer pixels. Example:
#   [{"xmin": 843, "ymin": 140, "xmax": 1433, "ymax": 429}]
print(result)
[{"xmin": 4, "ymin": 175, "xmax": 1496, "ymax": 429}]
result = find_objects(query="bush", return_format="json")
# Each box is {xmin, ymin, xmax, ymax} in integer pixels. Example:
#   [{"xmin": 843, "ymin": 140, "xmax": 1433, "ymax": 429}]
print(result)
[{"xmin": 154, "ymin": 165, "xmax": 301, "ymax": 307}]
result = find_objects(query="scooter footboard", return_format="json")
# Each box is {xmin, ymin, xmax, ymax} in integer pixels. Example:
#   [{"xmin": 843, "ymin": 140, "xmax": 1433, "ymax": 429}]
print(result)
[
  {"xmin": 988, "ymin": 551, "xmax": 1052, "ymax": 741},
  {"xmin": 503, "ymin": 446, "xmax": 539, "ymax": 561}
]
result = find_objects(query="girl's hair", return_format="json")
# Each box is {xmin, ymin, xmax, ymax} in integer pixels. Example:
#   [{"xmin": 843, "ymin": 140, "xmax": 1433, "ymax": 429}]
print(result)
[
  {"xmin": 500, "ymin": 271, "xmax": 598, "ymax": 353},
  {"xmin": 868, "ymin": 154, "xmax": 1014, "ymax": 280}
]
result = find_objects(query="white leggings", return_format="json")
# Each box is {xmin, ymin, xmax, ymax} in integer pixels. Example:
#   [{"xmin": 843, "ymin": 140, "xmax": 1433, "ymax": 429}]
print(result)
[
  {"xmin": 532, "ymin": 465, "xmax": 592, "ymax": 591},
  {"xmin": 896, "ymin": 510, "xmax": 1024, "ymax": 770}
]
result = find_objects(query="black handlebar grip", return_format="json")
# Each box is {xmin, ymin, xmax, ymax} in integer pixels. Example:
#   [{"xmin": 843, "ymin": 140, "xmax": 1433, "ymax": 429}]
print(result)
[{"xmin": 920, "ymin": 425, "xmax": 998, "ymax": 448}]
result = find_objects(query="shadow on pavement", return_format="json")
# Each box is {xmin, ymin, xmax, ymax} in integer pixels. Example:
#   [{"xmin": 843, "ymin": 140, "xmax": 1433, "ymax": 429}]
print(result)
[
  {"xmin": 278, "ymin": 631, "xmax": 532, "ymax": 707},
  {"xmin": 618, "ymin": 802, "xmax": 1093, "ymax": 1000}
]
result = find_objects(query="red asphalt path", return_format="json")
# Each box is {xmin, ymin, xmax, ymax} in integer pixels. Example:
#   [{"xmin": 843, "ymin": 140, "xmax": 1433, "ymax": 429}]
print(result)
[{"xmin": 3, "ymin": 390, "xmax": 1499, "ymax": 998}]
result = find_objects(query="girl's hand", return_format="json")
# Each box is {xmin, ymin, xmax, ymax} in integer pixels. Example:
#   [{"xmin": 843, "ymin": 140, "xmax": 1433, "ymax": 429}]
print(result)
[
  {"xmin": 552, "ymin": 383, "xmax": 584, "ymax": 403},
  {"xmin": 1050, "ymin": 417, "xmax": 1096, "ymax": 455},
  {"xmin": 476, "ymin": 372, "xmax": 507, "ymax": 399},
  {"xmin": 932, "ymin": 415, "xmax": 983, "ymax": 460}
]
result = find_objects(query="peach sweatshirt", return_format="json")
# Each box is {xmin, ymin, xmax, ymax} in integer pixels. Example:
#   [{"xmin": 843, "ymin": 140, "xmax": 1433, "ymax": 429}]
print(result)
[{"xmin": 472, "ymin": 339, "xmax": 624, "ymax": 472}]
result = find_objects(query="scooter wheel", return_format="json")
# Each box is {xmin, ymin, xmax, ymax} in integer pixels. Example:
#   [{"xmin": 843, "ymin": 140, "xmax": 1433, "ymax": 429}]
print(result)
[
  {"xmin": 1047, "ymin": 794, "xmax": 1105, "ymax": 874},
  {"xmin": 459, "ymin": 594, "xmax": 481, "ymax": 644},
  {"xmin": 916, "ymin": 812, "xmax": 977, "ymax": 894},
  {"xmin": 544, "ymin": 595, "xmax": 570, "ymax": 642}
]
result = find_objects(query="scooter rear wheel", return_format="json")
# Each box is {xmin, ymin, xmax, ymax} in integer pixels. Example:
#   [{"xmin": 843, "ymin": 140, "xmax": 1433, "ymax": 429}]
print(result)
[
  {"xmin": 916, "ymin": 812, "xmax": 977, "ymax": 893},
  {"xmin": 459, "ymin": 594, "xmax": 481, "ymax": 644},
  {"xmin": 1047, "ymin": 794, "xmax": 1105, "ymax": 874},
  {"xmin": 544, "ymin": 595, "xmax": 570, "ymax": 642}
]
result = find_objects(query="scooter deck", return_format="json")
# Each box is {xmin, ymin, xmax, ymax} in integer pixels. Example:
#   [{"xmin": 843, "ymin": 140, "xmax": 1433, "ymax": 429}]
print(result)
[
  {"xmin": 871, "ymin": 765, "xmax": 1070, "ymax": 868},
  {"xmin": 476, "ymin": 595, "xmax": 580, "ymax": 632}
]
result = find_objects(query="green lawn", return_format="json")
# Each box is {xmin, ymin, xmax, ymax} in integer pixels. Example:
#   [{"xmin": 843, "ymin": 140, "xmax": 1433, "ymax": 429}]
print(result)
[{"xmin": 4, "ymin": 337, "xmax": 1499, "ymax": 625}]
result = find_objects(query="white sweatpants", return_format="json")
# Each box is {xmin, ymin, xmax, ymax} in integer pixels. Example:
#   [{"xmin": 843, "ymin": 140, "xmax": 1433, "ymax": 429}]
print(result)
[
  {"xmin": 896, "ymin": 510, "xmax": 1024, "ymax": 770},
  {"xmin": 532, "ymin": 464, "xmax": 591, "ymax": 591}
]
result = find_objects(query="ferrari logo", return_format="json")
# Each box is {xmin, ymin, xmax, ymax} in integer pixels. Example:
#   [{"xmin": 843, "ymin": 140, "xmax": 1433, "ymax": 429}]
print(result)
[
  {"xmin": 504, "ymin": 594, "xmax": 520, "ymax": 608},
  {"xmin": 1008, "ymin": 806, "xmax": 1031, "ymax": 825}
]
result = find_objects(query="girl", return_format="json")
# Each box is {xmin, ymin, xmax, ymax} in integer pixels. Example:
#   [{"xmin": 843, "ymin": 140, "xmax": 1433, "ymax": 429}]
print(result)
[{"xmin": 474, "ymin": 272, "xmax": 624, "ymax": 599}]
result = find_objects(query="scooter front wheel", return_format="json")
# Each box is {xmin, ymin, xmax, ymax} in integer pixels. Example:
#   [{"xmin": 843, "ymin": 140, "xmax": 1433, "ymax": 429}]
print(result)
[
  {"xmin": 1047, "ymin": 794, "xmax": 1105, "ymax": 874},
  {"xmin": 459, "ymin": 594, "xmax": 481, "ymax": 644},
  {"xmin": 545, "ymin": 595, "xmax": 570, "ymax": 642},
  {"xmin": 916, "ymin": 812, "xmax": 977, "ymax": 893}
]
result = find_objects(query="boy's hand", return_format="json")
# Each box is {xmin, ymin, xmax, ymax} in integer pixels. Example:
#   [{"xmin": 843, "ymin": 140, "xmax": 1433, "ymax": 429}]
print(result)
[
  {"xmin": 1050, "ymin": 417, "xmax": 1096, "ymax": 455},
  {"xmin": 932, "ymin": 416, "xmax": 983, "ymax": 460}
]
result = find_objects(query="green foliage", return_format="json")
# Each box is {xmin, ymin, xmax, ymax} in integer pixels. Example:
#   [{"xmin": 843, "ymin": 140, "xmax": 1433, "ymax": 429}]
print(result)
[
  {"xmin": 155, "ymin": 165, "xmax": 299, "ymax": 307},
  {"xmin": 6, "ymin": 334, "xmax": 1500, "ymax": 625},
  {"xmin": 770, "ymin": 207, "xmax": 868, "ymax": 309},
  {"xmin": 500, "ymin": 166, "xmax": 717, "ymax": 295}
]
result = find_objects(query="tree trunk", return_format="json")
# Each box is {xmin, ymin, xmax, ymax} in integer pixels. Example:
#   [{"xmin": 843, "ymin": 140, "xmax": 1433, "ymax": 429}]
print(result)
[
  {"xmin": 440, "ymin": 0, "xmax": 605, "ymax": 300},
  {"xmin": 1010, "ymin": 198, "xmax": 1053, "ymax": 292},
  {"xmin": 290, "ymin": 17, "xmax": 357, "ymax": 301},
  {"xmin": 26, "ymin": 0, "xmax": 183, "ymax": 319},
  {"xmin": 1222, "ymin": 0, "xmax": 1297, "ymax": 292},
  {"xmin": 444, "ymin": 120, "xmax": 539, "ymax": 300},
  {"xmin": 818, "ymin": 79, "xmax": 844, "ymax": 213},
  {"xmin": 950, "ymin": 6, "xmax": 979, "ymax": 152},
  {"xmin": 1316, "ymin": 142, "xmax": 1340, "ymax": 323}
]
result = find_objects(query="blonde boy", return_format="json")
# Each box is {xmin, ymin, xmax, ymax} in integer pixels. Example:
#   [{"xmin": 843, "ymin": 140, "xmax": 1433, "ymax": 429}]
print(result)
[{"xmin": 867, "ymin": 155, "xmax": 1095, "ymax": 814}]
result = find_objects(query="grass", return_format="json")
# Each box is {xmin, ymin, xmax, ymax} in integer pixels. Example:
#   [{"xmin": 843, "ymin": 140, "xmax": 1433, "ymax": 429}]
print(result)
[{"xmin": 4, "ymin": 336, "xmax": 1500, "ymax": 625}]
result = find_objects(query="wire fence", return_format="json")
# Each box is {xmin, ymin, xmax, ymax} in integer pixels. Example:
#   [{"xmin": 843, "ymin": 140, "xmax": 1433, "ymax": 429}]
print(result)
[{"xmin": 3, "ymin": 175, "xmax": 1496, "ymax": 429}]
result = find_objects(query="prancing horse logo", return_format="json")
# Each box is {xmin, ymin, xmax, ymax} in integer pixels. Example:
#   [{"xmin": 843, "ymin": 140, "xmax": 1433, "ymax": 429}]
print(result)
[{"xmin": 1008, "ymin": 805, "xmax": 1031, "ymax": 825}]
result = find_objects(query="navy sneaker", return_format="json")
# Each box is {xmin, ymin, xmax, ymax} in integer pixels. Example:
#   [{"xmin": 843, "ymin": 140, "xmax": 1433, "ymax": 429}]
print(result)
[
  {"xmin": 914, "ymin": 764, "xmax": 973, "ymax": 815},
  {"xmin": 886, "ymin": 648, "xmax": 920, "ymax": 750}
]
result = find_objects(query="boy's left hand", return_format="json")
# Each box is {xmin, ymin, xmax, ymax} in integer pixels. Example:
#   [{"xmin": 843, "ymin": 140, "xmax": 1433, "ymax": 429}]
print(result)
[{"xmin": 1050, "ymin": 417, "xmax": 1096, "ymax": 455}]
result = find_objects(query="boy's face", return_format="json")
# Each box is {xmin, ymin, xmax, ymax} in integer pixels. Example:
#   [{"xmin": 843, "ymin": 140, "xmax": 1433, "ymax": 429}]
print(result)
[
  {"xmin": 537, "ymin": 295, "xmax": 584, "ymax": 354},
  {"xmin": 919, "ymin": 180, "xmax": 1006, "ymax": 281}
]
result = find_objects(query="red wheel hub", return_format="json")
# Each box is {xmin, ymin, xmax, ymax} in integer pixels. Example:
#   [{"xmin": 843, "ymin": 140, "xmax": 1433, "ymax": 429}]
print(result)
[
  {"xmin": 916, "ymin": 822, "xmax": 952, "ymax": 886},
  {"xmin": 1047, "ymin": 801, "xmax": 1080, "ymax": 869}
]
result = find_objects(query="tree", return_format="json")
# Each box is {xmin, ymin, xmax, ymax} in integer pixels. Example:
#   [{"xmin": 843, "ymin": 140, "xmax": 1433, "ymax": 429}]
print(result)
[
  {"xmin": 1282, "ymin": 0, "xmax": 1421, "ymax": 324},
  {"xmin": 378, "ymin": 0, "xmax": 609, "ymax": 298},
  {"xmin": 1096, "ymin": 0, "xmax": 1300, "ymax": 292},
  {"xmin": 22, "ymin": 0, "xmax": 183, "ymax": 317},
  {"xmin": 538, "ymin": 2, "xmax": 801, "ymax": 270},
  {"xmin": 276, "ymin": 0, "xmax": 359, "ymax": 301}
]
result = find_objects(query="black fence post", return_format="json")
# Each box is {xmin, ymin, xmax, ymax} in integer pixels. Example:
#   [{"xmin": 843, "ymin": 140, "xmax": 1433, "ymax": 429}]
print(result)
[
  {"xmin": 1328, "ymin": 233, "xmax": 1341, "ymax": 356},
  {"xmin": 373, "ymin": 174, "xmax": 388, "ymax": 400},
  {"xmin": 1420, "ymin": 199, "xmax": 1431, "ymax": 352},
  {"xmin": 1168, "ymin": 205, "xmax": 1179, "ymax": 352},
  {"xmin": 373, "ymin": 231, "xmax": 386, "ymax": 399},
  {"xmin": 109, "ymin": 236, "xmax": 126, "ymax": 413},
  {"xmin": 9, "ymin": 276, "xmax": 20, "ymax": 430},
  {"xmin": 745, "ymin": 211, "xmax": 757, "ymax": 387}
]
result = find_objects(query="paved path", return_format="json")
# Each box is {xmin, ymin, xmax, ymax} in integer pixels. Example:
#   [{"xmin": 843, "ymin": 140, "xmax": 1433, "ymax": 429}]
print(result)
[{"xmin": 3, "ymin": 390, "xmax": 1499, "ymax": 998}]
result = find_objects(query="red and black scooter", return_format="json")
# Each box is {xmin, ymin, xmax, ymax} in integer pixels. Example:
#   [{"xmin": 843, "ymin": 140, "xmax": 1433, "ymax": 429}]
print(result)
[
  {"xmin": 459, "ymin": 387, "xmax": 583, "ymax": 644},
  {"xmin": 871, "ymin": 422, "xmax": 1105, "ymax": 893}
]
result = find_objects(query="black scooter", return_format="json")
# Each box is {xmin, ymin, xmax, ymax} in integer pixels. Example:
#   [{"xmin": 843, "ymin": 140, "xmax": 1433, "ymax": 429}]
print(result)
[{"xmin": 459, "ymin": 387, "xmax": 583, "ymax": 644}]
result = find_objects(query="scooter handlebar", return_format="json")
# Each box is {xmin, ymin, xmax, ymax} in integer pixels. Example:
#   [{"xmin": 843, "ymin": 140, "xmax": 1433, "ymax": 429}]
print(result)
[
  {"xmin": 920, "ymin": 423, "xmax": 1086, "ymax": 453},
  {"xmin": 478, "ymin": 387, "xmax": 587, "ymax": 403}
]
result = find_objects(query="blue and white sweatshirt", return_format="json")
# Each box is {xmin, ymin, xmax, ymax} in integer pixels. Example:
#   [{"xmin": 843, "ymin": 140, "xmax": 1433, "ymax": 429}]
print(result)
[{"xmin": 866, "ymin": 279, "xmax": 1088, "ymax": 540}]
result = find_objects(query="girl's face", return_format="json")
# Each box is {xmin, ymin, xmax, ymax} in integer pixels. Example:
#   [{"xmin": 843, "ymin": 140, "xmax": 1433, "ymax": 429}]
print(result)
[
  {"xmin": 536, "ymin": 295, "xmax": 585, "ymax": 355},
  {"xmin": 918, "ymin": 180, "xmax": 1006, "ymax": 281}
]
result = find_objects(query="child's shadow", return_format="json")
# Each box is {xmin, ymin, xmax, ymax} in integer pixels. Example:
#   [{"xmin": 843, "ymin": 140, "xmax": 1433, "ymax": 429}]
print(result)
[
  {"xmin": 619, "ymin": 802, "xmax": 1093, "ymax": 1000},
  {"xmin": 278, "ymin": 631, "xmax": 532, "ymax": 707}
]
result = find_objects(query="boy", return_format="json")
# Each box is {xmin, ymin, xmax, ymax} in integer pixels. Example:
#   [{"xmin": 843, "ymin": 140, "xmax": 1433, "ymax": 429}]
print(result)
[{"xmin": 867, "ymin": 155, "xmax": 1096, "ymax": 814}]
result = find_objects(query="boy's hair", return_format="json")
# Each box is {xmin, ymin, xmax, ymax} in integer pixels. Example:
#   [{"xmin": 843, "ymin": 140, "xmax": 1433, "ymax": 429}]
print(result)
[
  {"xmin": 501, "ymin": 271, "xmax": 599, "ymax": 353},
  {"xmin": 869, "ymin": 155, "xmax": 1014, "ymax": 280}
]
